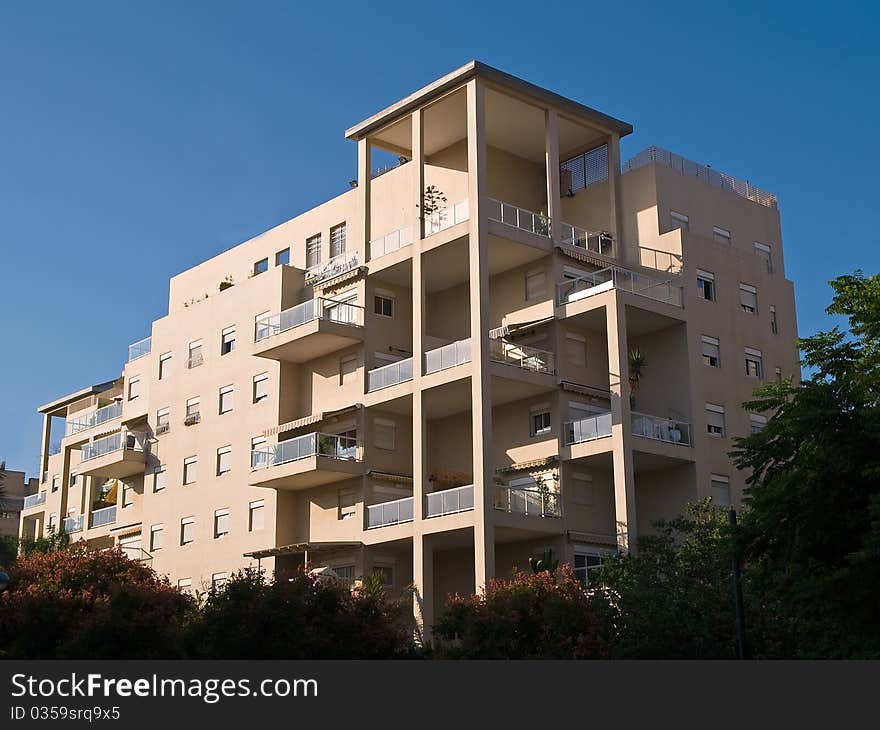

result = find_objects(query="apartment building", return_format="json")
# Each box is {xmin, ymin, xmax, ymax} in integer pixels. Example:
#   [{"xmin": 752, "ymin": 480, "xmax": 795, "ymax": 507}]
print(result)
[
  {"xmin": 1, "ymin": 466, "xmax": 35, "ymax": 540},
  {"xmin": 20, "ymin": 61, "xmax": 799, "ymax": 631}
]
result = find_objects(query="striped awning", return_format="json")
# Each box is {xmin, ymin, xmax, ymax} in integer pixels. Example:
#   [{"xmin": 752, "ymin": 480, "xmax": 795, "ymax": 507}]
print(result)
[
  {"xmin": 369, "ymin": 471, "xmax": 414, "ymax": 484},
  {"xmin": 264, "ymin": 413, "xmax": 323, "ymax": 437},
  {"xmin": 555, "ymin": 244, "xmax": 609, "ymax": 268},
  {"xmin": 316, "ymin": 266, "xmax": 366, "ymax": 292},
  {"xmin": 560, "ymin": 380, "xmax": 611, "ymax": 399},
  {"xmin": 495, "ymin": 456, "xmax": 558, "ymax": 475},
  {"xmin": 567, "ymin": 530, "xmax": 619, "ymax": 547},
  {"xmin": 111, "ymin": 521, "xmax": 143, "ymax": 536}
]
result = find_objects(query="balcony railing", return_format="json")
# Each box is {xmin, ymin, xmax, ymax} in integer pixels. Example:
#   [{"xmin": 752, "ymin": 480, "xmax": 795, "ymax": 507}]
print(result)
[
  {"xmin": 563, "ymin": 412, "xmax": 613, "ymax": 445},
  {"xmin": 424, "ymin": 339, "xmax": 471, "ymax": 375},
  {"xmin": 81, "ymin": 431, "xmax": 144, "ymax": 462},
  {"xmin": 557, "ymin": 266, "xmax": 683, "ymax": 307},
  {"xmin": 255, "ymin": 298, "xmax": 364, "ymax": 341},
  {"xmin": 62, "ymin": 515, "xmax": 84, "ymax": 533},
  {"xmin": 425, "ymin": 484, "xmax": 474, "ymax": 518},
  {"xmin": 631, "ymin": 412, "xmax": 692, "ymax": 446},
  {"xmin": 367, "ymin": 358, "xmax": 414, "ymax": 392},
  {"xmin": 251, "ymin": 432, "xmax": 360, "ymax": 470},
  {"xmin": 369, "ymin": 226, "xmax": 413, "ymax": 260},
  {"xmin": 639, "ymin": 246, "xmax": 684, "ymax": 274},
  {"xmin": 128, "ymin": 336, "xmax": 151, "ymax": 362},
  {"xmin": 494, "ymin": 486, "xmax": 561, "ymax": 518},
  {"xmin": 304, "ymin": 250, "xmax": 359, "ymax": 284},
  {"xmin": 489, "ymin": 338, "xmax": 555, "ymax": 374},
  {"xmin": 367, "ymin": 496, "xmax": 414, "ymax": 529},
  {"xmin": 425, "ymin": 199, "xmax": 469, "ymax": 236},
  {"xmin": 65, "ymin": 401, "xmax": 123, "ymax": 436},
  {"xmin": 560, "ymin": 222, "xmax": 614, "ymax": 257},
  {"xmin": 486, "ymin": 198, "xmax": 550, "ymax": 237},
  {"xmin": 90, "ymin": 505, "xmax": 117, "ymax": 528},
  {"xmin": 24, "ymin": 492, "xmax": 46, "ymax": 509}
]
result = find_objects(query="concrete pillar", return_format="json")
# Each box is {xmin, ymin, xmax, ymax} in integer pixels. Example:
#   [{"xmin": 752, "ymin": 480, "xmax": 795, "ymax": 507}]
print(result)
[
  {"xmin": 412, "ymin": 534, "xmax": 434, "ymax": 643},
  {"xmin": 544, "ymin": 109, "xmax": 561, "ymax": 245},
  {"xmin": 411, "ymin": 109, "xmax": 425, "ymax": 241},
  {"xmin": 357, "ymin": 138, "xmax": 371, "ymax": 256},
  {"xmin": 605, "ymin": 295, "xmax": 637, "ymax": 552},
  {"xmin": 607, "ymin": 133, "xmax": 624, "ymax": 263},
  {"xmin": 466, "ymin": 78, "xmax": 495, "ymax": 592},
  {"xmin": 38, "ymin": 413, "xmax": 51, "ymax": 482}
]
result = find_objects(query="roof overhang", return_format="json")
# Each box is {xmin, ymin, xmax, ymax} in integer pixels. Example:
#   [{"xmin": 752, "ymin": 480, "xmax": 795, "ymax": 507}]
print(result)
[
  {"xmin": 244, "ymin": 541, "xmax": 363, "ymax": 560},
  {"xmin": 38, "ymin": 379, "xmax": 119, "ymax": 415}
]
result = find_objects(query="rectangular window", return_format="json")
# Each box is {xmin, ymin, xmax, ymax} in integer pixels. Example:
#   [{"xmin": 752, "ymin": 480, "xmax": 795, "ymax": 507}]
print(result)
[
  {"xmin": 156, "ymin": 407, "xmax": 170, "ymax": 434},
  {"xmin": 275, "ymin": 248, "xmax": 290, "ymax": 266},
  {"xmin": 702, "ymin": 336, "xmax": 721, "ymax": 368},
  {"xmin": 574, "ymin": 552, "xmax": 604, "ymax": 585},
  {"xmin": 372, "ymin": 565, "xmax": 393, "ymax": 587},
  {"xmin": 183, "ymin": 456, "xmax": 197, "ymax": 485},
  {"xmin": 670, "ymin": 211, "xmax": 690, "ymax": 232},
  {"xmin": 128, "ymin": 377, "xmax": 141, "ymax": 401},
  {"xmin": 212, "ymin": 573, "xmax": 228, "ymax": 590},
  {"xmin": 159, "ymin": 352, "xmax": 172, "ymax": 380},
  {"xmin": 710, "ymin": 474, "xmax": 731, "ymax": 507},
  {"xmin": 750, "ymin": 414, "xmax": 767, "ymax": 434},
  {"xmin": 122, "ymin": 484, "xmax": 134, "ymax": 507},
  {"xmin": 306, "ymin": 234, "xmax": 321, "ymax": 268},
  {"xmin": 374, "ymin": 418, "xmax": 396, "ymax": 450},
  {"xmin": 69, "ymin": 471, "xmax": 77, "ymax": 488},
  {"xmin": 250, "ymin": 436, "xmax": 267, "ymax": 469},
  {"xmin": 180, "ymin": 517, "xmax": 195, "ymax": 545},
  {"xmin": 253, "ymin": 373, "xmax": 269, "ymax": 403},
  {"xmin": 706, "ymin": 403, "xmax": 726, "ymax": 437},
  {"xmin": 770, "ymin": 305, "xmax": 778, "ymax": 335},
  {"xmin": 775, "ymin": 367, "xmax": 783, "ymax": 382},
  {"xmin": 745, "ymin": 348, "xmax": 763, "ymax": 378},
  {"xmin": 221, "ymin": 326, "xmax": 236, "ymax": 355},
  {"xmin": 330, "ymin": 223, "xmax": 346, "ymax": 257},
  {"xmin": 249, "ymin": 500, "xmax": 265, "ymax": 531},
  {"xmin": 219, "ymin": 384, "xmax": 234, "ymax": 414},
  {"xmin": 755, "ymin": 242, "xmax": 773, "ymax": 273},
  {"xmin": 214, "ymin": 508, "xmax": 230, "ymax": 539},
  {"xmin": 48, "ymin": 513, "xmax": 57, "ymax": 532},
  {"xmin": 216, "ymin": 446, "xmax": 232, "ymax": 476},
  {"xmin": 185, "ymin": 397, "xmax": 200, "ymax": 424},
  {"xmin": 525, "ymin": 268, "xmax": 546, "ymax": 301},
  {"xmin": 530, "ymin": 406, "xmax": 552, "ymax": 437},
  {"xmin": 153, "ymin": 465, "xmax": 166, "ymax": 492},
  {"xmin": 187, "ymin": 340, "xmax": 203, "ymax": 368},
  {"xmin": 333, "ymin": 566, "xmax": 355, "ymax": 588},
  {"xmin": 565, "ymin": 332, "xmax": 587, "ymax": 367},
  {"xmin": 51, "ymin": 474, "xmax": 60, "ymax": 492},
  {"xmin": 338, "ymin": 490, "xmax": 357, "ymax": 521},
  {"xmin": 374, "ymin": 294, "xmax": 394, "ymax": 318},
  {"xmin": 254, "ymin": 310, "xmax": 271, "ymax": 341},
  {"xmin": 253, "ymin": 257, "xmax": 268, "ymax": 275},
  {"xmin": 697, "ymin": 269, "xmax": 715, "ymax": 301},
  {"xmin": 740, "ymin": 284, "xmax": 758, "ymax": 314},
  {"xmin": 713, "ymin": 226, "xmax": 732, "ymax": 245},
  {"xmin": 150, "ymin": 524, "xmax": 164, "ymax": 551},
  {"xmin": 178, "ymin": 578, "xmax": 192, "ymax": 594}
]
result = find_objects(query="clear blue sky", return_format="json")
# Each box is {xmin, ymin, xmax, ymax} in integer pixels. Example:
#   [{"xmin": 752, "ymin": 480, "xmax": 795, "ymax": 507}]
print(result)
[{"xmin": 1, "ymin": 1, "xmax": 878, "ymax": 475}]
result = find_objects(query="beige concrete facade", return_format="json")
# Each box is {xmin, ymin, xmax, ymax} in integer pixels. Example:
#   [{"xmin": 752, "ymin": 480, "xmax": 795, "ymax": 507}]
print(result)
[
  {"xmin": 21, "ymin": 62, "xmax": 799, "ymax": 632},
  {"xmin": 1, "ymin": 466, "xmax": 36, "ymax": 540}
]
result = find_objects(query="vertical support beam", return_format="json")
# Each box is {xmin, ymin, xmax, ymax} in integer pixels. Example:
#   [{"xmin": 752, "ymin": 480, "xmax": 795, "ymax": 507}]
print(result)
[
  {"xmin": 605, "ymin": 294, "xmax": 637, "ymax": 552},
  {"xmin": 544, "ymin": 109, "xmax": 561, "ymax": 245},
  {"xmin": 411, "ymin": 214, "xmax": 428, "ymax": 632},
  {"xmin": 357, "ymin": 138, "xmax": 371, "ymax": 258},
  {"xmin": 466, "ymin": 78, "xmax": 495, "ymax": 593},
  {"xmin": 411, "ymin": 109, "xmax": 425, "ymax": 241},
  {"xmin": 607, "ymin": 133, "xmax": 624, "ymax": 263},
  {"xmin": 38, "ymin": 413, "xmax": 51, "ymax": 482},
  {"xmin": 412, "ymin": 534, "xmax": 434, "ymax": 643}
]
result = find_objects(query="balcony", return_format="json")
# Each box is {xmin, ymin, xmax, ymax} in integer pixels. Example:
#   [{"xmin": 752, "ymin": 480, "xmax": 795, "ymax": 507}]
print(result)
[
  {"xmin": 79, "ymin": 431, "xmax": 147, "ymax": 479},
  {"xmin": 128, "ymin": 336, "xmax": 151, "ymax": 362},
  {"xmin": 23, "ymin": 491, "xmax": 46, "ymax": 510},
  {"xmin": 367, "ymin": 358, "xmax": 414, "ymax": 392},
  {"xmin": 304, "ymin": 250, "xmax": 359, "ymax": 285},
  {"xmin": 65, "ymin": 401, "xmax": 123, "ymax": 437},
  {"xmin": 369, "ymin": 226, "xmax": 413, "ymax": 260},
  {"xmin": 494, "ymin": 486, "xmax": 561, "ymax": 518},
  {"xmin": 631, "ymin": 412, "xmax": 692, "ymax": 446},
  {"xmin": 62, "ymin": 515, "xmax": 84, "ymax": 534},
  {"xmin": 557, "ymin": 266, "xmax": 683, "ymax": 308},
  {"xmin": 489, "ymin": 338, "xmax": 555, "ymax": 375},
  {"xmin": 249, "ymin": 432, "xmax": 364, "ymax": 490},
  {"xmin": 90, "ymin": 505, "xmax": 117, "ymax": 529},
  {"xmin": 424, "ymin": 339, "xmax": 471, "ymax": 375},
  {"xmin": 560, "ymin": 222, "xmax": 614, "ymax": 258},
  {"xmin": 563, "ymin": 412, "xmax": 613, "ymax": 445},
  {"xmin": 366, "ymin": 496, "xmax": 414, "ymax": 529},
  {"xmin": 425, "ymin": 484, "xmax": 474, "ymax": 518},
  {"xmin": 638, "ymin": 246, "xmax": 683, "ymax": 275},
  {"xmin": 486, "ymin": 198, "xmax": 550, "ymax": 237},
  {"xmin": 254, "ymin": 298, "xmax": 364, "ymax": 363},
  {"xmin": 425, "ymin": 199, "xmax": 469, "ymax": 237}
]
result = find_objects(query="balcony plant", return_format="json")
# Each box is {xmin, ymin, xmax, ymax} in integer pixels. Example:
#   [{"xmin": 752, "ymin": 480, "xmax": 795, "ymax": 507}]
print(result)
[
  {"xmin": 422, "ymin": 185, "xmax": 447, "ymax": 217},
  {"xmin": 628, "ymin": 348, "xmax": 647, "ymax": 408},
  {"xmin": 219, "ymin": 275, "xmax": 234, "ymax": 292}
]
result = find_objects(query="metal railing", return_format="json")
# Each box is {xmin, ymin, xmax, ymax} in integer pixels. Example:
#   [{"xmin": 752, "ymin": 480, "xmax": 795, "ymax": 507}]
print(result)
[
  {"xmin": 425, "ymin": 199, "xmax": 469, "ymax": 236},
  {"xmin": 639, "ymin": 246, "xmax": 684, "ymax": 274},
  {"xmin": 622, "ymin": 146, "xmax": 777, "ymax": 209},
  {"xmin": 560, "ymin": 222, "xmax": 615, "ymax": 257},
  {"xmin": 494, "ymin": 486, "xmax": 561, "ymax": 518},
  {"xmin": 81, "ymin": 431, "xmax": 144, "ymax": 462},
  {"xmin": 65, "ymin": 401, "xmax": 123, "ymax": 436},
  {"xmin": 489, "ymin": 338, "xmax": 555, "ymax": 374},
  {"xmin": 369, "ymin": 226, "xmax": 413, "ymax": 259},
  {"xmin": 24, "ymin": 492, "xmax": 46, "ymax": 509},
  {"xmin": 557, "ymin": 266, "xmax": 683, "ymax": 307},
  {"xmin": 371, "ymin": 158, "xmax": 408, "ymax": 179},
  {"xmin": 563, "ymin": 412, "xmax": 613, "ymax": 445},
  {"xmin": 425, "ymin": 484, "xmax": 474, "ymax": 518},
  {"xmin": 486, "ymin": 198, "xmax": 550, "ymax": 236},
  {"xmin": 127, "ymin": 336, "xmax": 151, "ymax": 362},
  {"xmin": 631, "ymin": 412, "xmax": 692, "ymax": 446},
  {"xmin": 424, "ymin": 339, "xmax": 471, "ymax": 375},
  {"xmin": 90, "ymin": 505, "xmax": 117, "ymax": 528},
  {"xmin": 304, "ymin": 250, "xmax": 359, "ymax": 284},
  {"xmin": 367, "ymin": 496, "xmax": 414, "ymax": 529},
  {"xmin": 63, "ymin": 515, "xmax": 84, "ymax": 533},
  {"xmin": 255, "ymin": 298, "xmax": 364, "ymax": 341},
  {"xmin": 251, "ymin": 432, "xmax": 360, "ymax": 470},
  {"xmin": 367, "ymin": 358, "xmax": 414, "ymax": 392},
  {"xmin": 119, "ymin": 546, "xmax": 153, "ymax": 564}
]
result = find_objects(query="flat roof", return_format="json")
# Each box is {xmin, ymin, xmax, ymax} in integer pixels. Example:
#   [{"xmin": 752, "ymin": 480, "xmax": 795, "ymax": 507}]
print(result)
[
  {"xmin": 345, "ymin": 60, "xmax": 632, "ymax": 141},
  {"xmin": 38, "ymin": 379, "xmax": 118, "ymax": 415}
]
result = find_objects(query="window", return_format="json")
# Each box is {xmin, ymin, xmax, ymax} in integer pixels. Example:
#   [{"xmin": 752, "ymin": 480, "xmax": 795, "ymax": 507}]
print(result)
[
  {"xmin": 740, "ymin": 284, "xmax": 758, "ymax": 314},
  {"xmin": 372, "ymin": 565, "xmax": 393, "ymax": 587},
  {"xmin": 745, "ymin": 348, "xmax": 763, "ymax": 378},
  {"xmin": 156, "ymin": 407, "xmax": 170, "ymax": 434},
  {"xmin": 525, "ymin": 268, "xmax": 546, "ymax": 301},
  {"xmin": 338, "ymin": 490, "xmax": 357, "ymax": 521},
  {"xmin": 713, "ymin": 226, "xmax": 732, "ymax": 245},
  {"xmin": 221, "ymin": 326, "xmax": 236, "ymax": 355},
  {"xmin": 755, "ymin": 242, "xmax": 773, "ymax": 273},
  {"xmin": 128, "ymin": 377, "xmax": 141, "ymax": 401},
  {"xmin": 574, "ymin": 551, "xmax": 604, "ymax": 585},
  {"xmin": 702, "ymin": 336, "xmax": 721, "ymax": 368},
  {"xmin": 187, "ymin": 340, "xmax": 203, "ymax": 368},
  {"xmin": 339, "ymin": 357, "xmax": 357, "ymax": 386},
  {"xmin": 275, "ymin": 248, "xmax": 290, "ymax": 266},
  {"xmin": 122, "ymin": 484, "xmax": 134, "ymax": 508},
  {"xmin": 374, "ymin": 294, "xmax": 394, "ymax": 318},
  {"xmin": 214, "ymin": 508, "xmax": 230, "ymax": 539},
  {"xmin": 251, "ymin": 436, "xmax": 268, "ymax": 469},
  {"xmin": 177, "ymin": 578, "xmax": 192, "ymax": 594},
  {"xmin": 48, "ymin": 513, "xmax": 57, "ymax": 532},
  {"xmin": 219, "ymin": 384, "xmax": 234, "ymax": 414},
  {"xmin": 254, "ymin": 311, "xmax": 271, "ymax": 340},
  {"xmin": 180, "ymin": 517, "xmax": 195, "ymax": 545},
  {"xmin": 565, "ymin": 332, "xmax": 587, "ymax": 367},
  {"xmin": 212, "ymin": 573, "xmax": 228, "ymax": 590},
  {"xmin": 750, "ymin": 414, "xmax": 767, "ymax": 434},
  {"xmin": 185, "ymin": 397, "xmax": 200, "ymax": 424},
  {"xmin": 530, "ymin": 405, "xmax": 552, "ymax": 437},
  {"xmin": 253, "ymin": 257, "xmax": 268, "ymax": 275},
  {"xmin": 697, "ymin": 269, "xmax": 715, "ymax": 301},
  {"xmin": 159, "ymin": 352, "xmax": 172, "ymax": 380},
  {"xmin": 69, "ymin": 471, "xmax": 77, "ymax": 488},
  {"xmin": 571, "ymin": 472, "xmax": 594, "ymax": 506},
  {"xmin": 249, "ymin": 500, "xmax": 265, "ymax": 531},
  {"xmin": 150, "ymin": 524, "xmax": 164, "ymax": 551},
  {"xmin": 670, "ymin": 211, "xmax": 690, "ymax": 232},
  {"xmin": 710, "ymin": 474, "xmax": 731, "ymax": 506},
  {"xmin": 216, "ymin": 446, "xmax": 232, "ymax": 476},
  {"xmin": 253, "ymin": 373, "xmax": 269, "ymax": 403},
  {"xmin": 153, "ymin": 465, "xmax": 166, "ymax": 493},
  {"xmin": 333, "ymin": 565, "xmax": 355, "ymax": 587},
  {"xmin": 374, "ymin": 418, "xmax": 396, "ymax": 450},
  {"xmin": 306, "ymin": 234, "xmax": 321, "ymax": 268},
  {"xmin": 770, "ymin": 305, "xmax": 778, "ymax": 335},
  {"xmin": 775, "ymin": 367, "xmax": 783, "ymax": 382},
  {"xmin": 183, "ymin": 456, "xmax": 198, "ymax": 485},
  {"xmin": 330, "ymin": 223, "xmax": 347, "ymax": 257},
  {"xmin": 706, "ymin": 403, "xmax": 726, "ymax": 437},
  {"xmin": 51, "ymin": 474, "xmax": 60, "ymax": 492}
]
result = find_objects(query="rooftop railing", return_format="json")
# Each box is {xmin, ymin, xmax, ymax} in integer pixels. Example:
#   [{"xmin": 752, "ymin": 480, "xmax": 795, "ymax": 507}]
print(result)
[
  {"xmin": 304, "ymin": 250, "xmax": 359, "ymax": 284},
  {"xmin": 367, "ymin": 496, "xmax": 414, "ymax": 529},
  {"xmin": 90, "ymin": 505, "xmax": 117, "ymax": 528},
  {"xmin": 489, "ymin": 338, "xmax": 555, "ymax": 374},
  {"xmin": 560, "ymin": 222, "xmax": 615, "ymax": 258},
  {"xmin": 557, "ymin": 266, "xmax": 683, "ymax": 308},
  {"xmin": 425, "ymin": 484, "xmax": 474, "ymax": 518},
  {"xmin": 127, "ymin": 336, "xmax": 151, "ymax": 362},
  {"xmin": 369, "ymin": 225, "xmax": 413, "ymax": 260},
  {"xmin": 65, "ymin": 401, "xmax": 123, "ymax": 436},
  {"xmin": 255, "ymin": 298, "xmax": 364, "ymax": 341},
  {"xmin": 425, "ymin": 199, "xmax": 469, "ymax": 236},
  {"xmin": 563, "ymin": 412, "xmax": 613, "ymax": 445},
  {"xmin": 494, "ymin": 486, "xmax": 561, "ymax": 518},
  {"xmin": 23, "ymin": 492, "xmax": 46, "ymax": 509},
  {"xmin": 631, "ymin": 412, "xmax": 692, "ymax": 446},
  {"xmin": 367, "ymin": 357, "xmax": 414, "ymax": 392},
  {"xmin": 424, "ymin": 339, "xmax": 471, "ymax": 375},
  {"xmin": 62, "ymin": 515, "xmax": 84, "ymax": 533},
  {"xmin": 639, "ymin": 246, "xmax": 684, "ymax": 274},
  {"xmin": 251, "ymin": 432, "xmax": 360, "ymax": 470},
  {"xmin": 486, "ymin": 198, "xmax": 550, "ymax": 237},
  {"xmin": 81, "ymin": 431, "xmax": 144, "ymax": 462}
]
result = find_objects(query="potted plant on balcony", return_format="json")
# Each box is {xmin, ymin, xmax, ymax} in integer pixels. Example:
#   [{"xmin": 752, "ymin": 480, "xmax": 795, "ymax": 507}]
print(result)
[
  {"xmin": 628, "ymin": 348, "xmax": 647, "ymax": 409},
  {"xmin": 219, "ymin": 275, "xmax": 234, "ymax": 292}
]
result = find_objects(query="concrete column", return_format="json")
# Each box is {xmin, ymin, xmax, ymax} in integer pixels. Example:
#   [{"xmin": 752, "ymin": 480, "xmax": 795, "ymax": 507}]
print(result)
[
  {"xmin": 605, "ymin": 295, "xmax": 637, "ymax": 552},
  {"xmin": 544, "ymin": 109, "xmax": 561, "ymax": 245},
  {"xmin": 38, "ymin": 413, "xmax": 51, "ymax": 481},
  {"xmin": 412, "ymin": 533, "xmax": 434, "ymax": 643},
  {"xmin": 411, "ymin": 109, "xmax": 425, "ymax": 241},
  {"xmin": 607, "ymin": 133, "xmax": 624, "ymax": 263},
  {"xmin": 357, "ymin": 138, "xmax": 371, "ymax": 257},
  {"xmin": 466, "ymin": 78, "xmax": 495, "ymax": 592}
]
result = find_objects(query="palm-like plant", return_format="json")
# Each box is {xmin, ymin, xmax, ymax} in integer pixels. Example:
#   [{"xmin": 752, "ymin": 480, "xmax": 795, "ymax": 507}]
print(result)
[{"xmin": 628, "ymin": 349, "xmax": 647, "ymax": 406}]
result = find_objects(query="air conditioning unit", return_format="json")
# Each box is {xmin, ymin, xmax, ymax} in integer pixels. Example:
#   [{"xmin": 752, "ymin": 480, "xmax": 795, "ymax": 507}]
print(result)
[
  {"xmin": 183, "ymin": 414, "xmax": 201, "ymax": 426},
  {"xmin": 156, "ymin": 423, "xmax": 170, "ymax": 435}
]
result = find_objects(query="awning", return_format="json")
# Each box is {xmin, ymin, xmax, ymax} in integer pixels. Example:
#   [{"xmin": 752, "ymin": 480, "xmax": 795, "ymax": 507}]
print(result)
[
  {"xmin": 560, "ymin": 380, "xmax": 611, "ymax": 399},
  {"xmin": 111, "ymin": 521, "xmax": 142, "ymax": 536},
  {"xmin": 244, "ymin": 541, "xmax": 363, "ymax": 560},
  {"xmin": 567, "ymin": 530, "xmax": 619, "ymax": 548},
  {"xmin": 316, "ymin": 266, "xmax": 365, "ymax": 292},
  {"xmin": 369, "ymin": 471, "xmax": 414, "ymax": 484},
  {"xmin": 264, "ymin": 404, "xmax": 362, "ymax": 438},
  {"xmin": 493, "ymin": 317, "xmax": 555, "ymax": 339},
  {"xmin": 555, "ymin": 244, "xmax": 610, "ymax": 268},
  {"xmin": 495, "ymin": 456, "xmax": 558, "ymax": 475}
]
